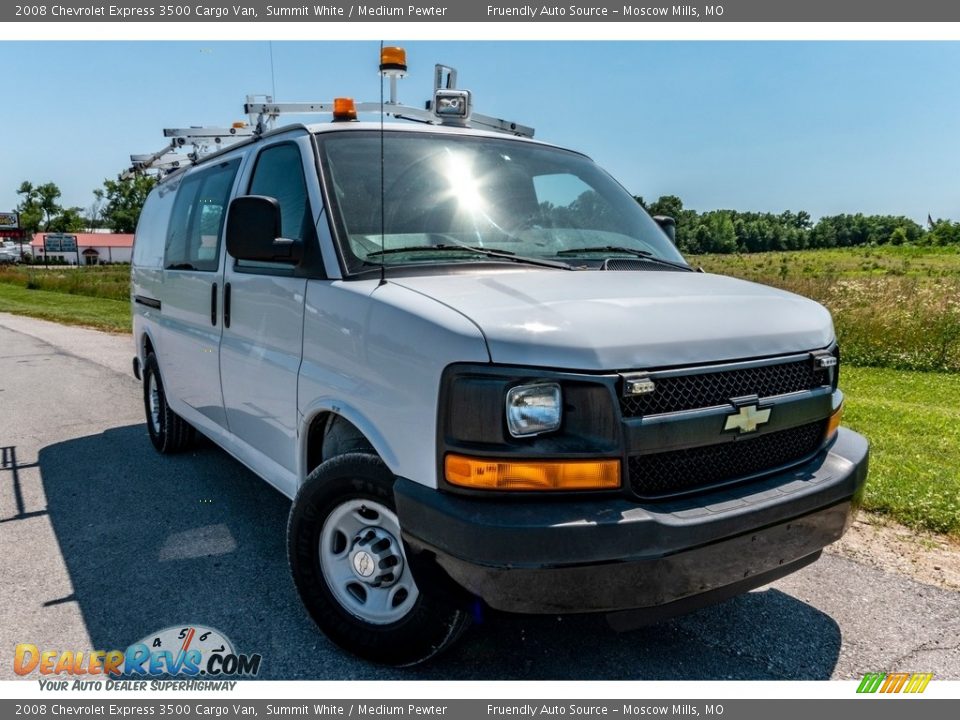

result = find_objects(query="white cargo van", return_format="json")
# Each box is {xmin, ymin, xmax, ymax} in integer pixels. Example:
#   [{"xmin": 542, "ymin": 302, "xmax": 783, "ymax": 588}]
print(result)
[{"xmin": 131, "ymin": 50, "xmax": 868, "ymax": 666}]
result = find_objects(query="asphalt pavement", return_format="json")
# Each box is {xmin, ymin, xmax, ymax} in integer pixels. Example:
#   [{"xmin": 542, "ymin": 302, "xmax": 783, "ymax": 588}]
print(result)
[{"xmin": 1, "ymin": 312, "xmax": 958, "ymax": 680}]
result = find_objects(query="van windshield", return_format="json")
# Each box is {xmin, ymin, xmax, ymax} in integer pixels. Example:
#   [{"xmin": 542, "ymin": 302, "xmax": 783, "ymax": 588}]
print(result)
[{"xmin": 318, "ymin": 131, "xmax": 687, "ymax": 273}]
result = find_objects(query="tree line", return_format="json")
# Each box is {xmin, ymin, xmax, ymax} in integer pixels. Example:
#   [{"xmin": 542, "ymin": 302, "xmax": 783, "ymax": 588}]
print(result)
[
  {"xmin": 11, "ymin": 176, "xmax": 959, "ymax": 254},
  {"xmin": 637, "ymin": 195, "xmax": 960, "ymax": 254},
  {"xmin": 13, "ymin": 175, "xmax": 157, "ymax": 236}
]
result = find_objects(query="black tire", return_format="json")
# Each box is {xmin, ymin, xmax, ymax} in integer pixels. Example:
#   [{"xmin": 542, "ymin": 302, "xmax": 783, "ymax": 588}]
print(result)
[
  {"xmin": 287, "ymin": 453, "xmax": 470, "ymax": 666},
  {"xmin": 143, "ymin": 352, "xmax": 195, "ymax": 454}
]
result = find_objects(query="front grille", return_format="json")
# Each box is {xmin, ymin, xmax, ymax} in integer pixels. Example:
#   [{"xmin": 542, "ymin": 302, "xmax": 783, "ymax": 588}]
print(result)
[
  {"xmin": 621, "ymin": 358, "xmax": 827, "ymax": 417},
  {"xmin": 628, "ymin": 420, "xmax": 827, "ymax": 499}
]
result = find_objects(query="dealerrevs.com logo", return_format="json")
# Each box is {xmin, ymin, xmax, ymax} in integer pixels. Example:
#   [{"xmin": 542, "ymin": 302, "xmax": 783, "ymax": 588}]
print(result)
[{"xmin": 14, "ymin": 625, "xmax": 261, "ymax": 690}]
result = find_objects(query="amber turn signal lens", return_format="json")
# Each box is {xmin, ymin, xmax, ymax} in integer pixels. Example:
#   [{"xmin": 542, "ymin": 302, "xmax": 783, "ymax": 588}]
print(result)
[
  {"xmin": 826, "ymin": 403, "xmax": 844, "ymax": 440},
  {"xmin": 379, "ymin": 46, "xmax": 408, "ymax": 72},
  {"xmin": 444, "ymin": 455, "xmax": 621, "ymax": 491}
]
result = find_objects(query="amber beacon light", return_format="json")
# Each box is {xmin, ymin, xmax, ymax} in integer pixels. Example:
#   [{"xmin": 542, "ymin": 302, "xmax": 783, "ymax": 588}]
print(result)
[
  {"xmin": 445, "ymin": 455, "xmax": 621, "ymax": 491},
  {"xmin": 380, "ymin": 46, "xmax": 408, "ymax": 73},
  {"xmin": 332, "ymin": 97, "xmax": 357, "ymax": 121}
]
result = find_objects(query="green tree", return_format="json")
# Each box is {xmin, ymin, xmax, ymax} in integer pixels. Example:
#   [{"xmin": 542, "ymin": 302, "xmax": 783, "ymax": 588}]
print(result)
[
  {"xmin": 927, "ymin": 219, "xmax": 960, "ymax": 246},
  {"xmin": 16, "ymin": 181, "xmax": 64, "ymax": 234},
  {"xmin": 95, "ymin": 175, "xmax": 157, "ymax": 233},
  {"xmin": 647, "ymin": 194, "xmax": 684, "ymax": 221},
  {"xmin": 47, "ymin": 207, "xmax": 86, "ymax": 233}
]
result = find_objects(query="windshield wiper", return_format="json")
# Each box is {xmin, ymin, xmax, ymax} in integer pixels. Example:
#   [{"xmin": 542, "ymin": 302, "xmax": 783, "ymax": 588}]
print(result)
[
  {"xmin": 366, "ymin": 244, "xmax": 572, "ymax": 271},
  {"xmin": 555, "ymin": 245, "xmax": 694, "ymax": 272}
]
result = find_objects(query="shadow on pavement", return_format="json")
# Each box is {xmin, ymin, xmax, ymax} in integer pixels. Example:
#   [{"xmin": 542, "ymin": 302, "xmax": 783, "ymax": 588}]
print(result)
[{"xmin": 36, "ymin": 424, "xmax": 842, "ymax": 680}]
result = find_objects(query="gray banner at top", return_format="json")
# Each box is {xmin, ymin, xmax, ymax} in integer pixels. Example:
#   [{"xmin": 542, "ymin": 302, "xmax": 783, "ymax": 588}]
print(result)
[
  {"xmin": 0, "ymin": 700, "xmax": 958, "ymax": 720},
  {"xmin": 4, "ymin": 0, "xmax": 960, "ymax": 22}
]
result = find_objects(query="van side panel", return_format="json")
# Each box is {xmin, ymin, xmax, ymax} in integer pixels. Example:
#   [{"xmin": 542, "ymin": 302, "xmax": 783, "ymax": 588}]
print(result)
[
  {"xmin": 132, "ymin": 179, "xmax": 179, "ymax": 363},
  {"xmin": 158, "ymin": 159, "xmax": 242, "ymax": 428},
  {"xmin": 298, "ymin": 279, "xmax": 489, "ymax": 489}
]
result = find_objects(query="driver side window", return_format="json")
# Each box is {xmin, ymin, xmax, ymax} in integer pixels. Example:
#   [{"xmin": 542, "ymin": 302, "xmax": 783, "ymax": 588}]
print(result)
[
  {"xmin": 236, "ymin": 143, "xmax": 311, "ymax": 272},
  {"xmin": 249, "ymin": 143, "xmax": 309, "ymax": 241}
]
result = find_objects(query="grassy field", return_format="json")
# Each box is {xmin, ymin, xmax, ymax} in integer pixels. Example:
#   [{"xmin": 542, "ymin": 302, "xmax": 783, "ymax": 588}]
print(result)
[
  {"xmin": 0, "ymin": 265, "xmax": 131, "ymax": 332},
  {"xmin": 842, "ymin": 366, "xmax": 960, "ymax": 536},
  {"xmin": 0, "ymin": 264, "xmax": 130, "ymax": 301},
  {"xmin": 690, "ymin": 246, "xmax": 960, "ymax": 373},
  {"xmin": 0, "ymin": 282, "xmax": 130, "ymax": 332},
  {"xmin": 0, "ymin": 247, "xmax": 958, "ymax": 535}
]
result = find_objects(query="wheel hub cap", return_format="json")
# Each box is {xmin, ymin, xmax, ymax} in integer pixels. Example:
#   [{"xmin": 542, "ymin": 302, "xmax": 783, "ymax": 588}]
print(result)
[
  {"xmin": 348, "ymin": 527, "xmax": 404, "ymax": 587},
  {"xmin": 319, "ymin": 498, "xmax": 419, "ymax": 625}
]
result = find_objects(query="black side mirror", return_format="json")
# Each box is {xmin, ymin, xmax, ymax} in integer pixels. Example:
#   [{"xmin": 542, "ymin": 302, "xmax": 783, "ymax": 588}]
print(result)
[
  {"xmin": 226, "ymin": 195, "xmax": 302, "ymax": 263},
  {"xmin": 653, "ymin": 215, "xmax": 676, "ymax": 244}
]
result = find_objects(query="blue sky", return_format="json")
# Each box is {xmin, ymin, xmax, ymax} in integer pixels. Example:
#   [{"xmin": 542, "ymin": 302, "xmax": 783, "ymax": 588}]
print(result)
[{"xmin": 2, "ymin": 41, "xmax": 958, "ymax": 223}]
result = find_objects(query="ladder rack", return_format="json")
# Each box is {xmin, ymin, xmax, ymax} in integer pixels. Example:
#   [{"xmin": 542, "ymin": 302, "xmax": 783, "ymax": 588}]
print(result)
[
  {"xmin": 122, "ymin": 56, "xmax": 534, "ymax": 179},
  {"xmin": 122, "ymin": 126, "xmax": 254, "ymax": 179}
]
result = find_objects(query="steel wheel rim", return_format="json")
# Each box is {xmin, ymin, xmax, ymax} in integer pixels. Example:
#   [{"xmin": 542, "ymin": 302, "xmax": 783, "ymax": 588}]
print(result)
[
  {"xmin": 319, "ymin": 498, "xmax": 419, "ymax": 625},
  {"xmin": 147, "ymin": 374, "xmax": 161, "ymax": 433}
]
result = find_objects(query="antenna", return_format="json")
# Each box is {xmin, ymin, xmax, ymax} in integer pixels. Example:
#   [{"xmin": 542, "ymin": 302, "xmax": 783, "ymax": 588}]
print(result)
[
  {"xmin": 268, "ymin": 41, "xmax": 277, "ymax": 99},
  {"xmin": 378, "ymin": 41, "xmax": 387, "ymax": 286}
]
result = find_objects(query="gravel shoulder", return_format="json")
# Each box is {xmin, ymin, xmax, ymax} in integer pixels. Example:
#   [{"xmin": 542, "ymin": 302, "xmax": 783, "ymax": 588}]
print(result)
[{"xmin": 829, "ymin": 514, "xmax": 960, "ymax": 591}]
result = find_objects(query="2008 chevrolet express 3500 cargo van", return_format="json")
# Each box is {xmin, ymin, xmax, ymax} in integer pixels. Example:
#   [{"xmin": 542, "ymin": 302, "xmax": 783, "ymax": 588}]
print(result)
[{"xmin": 130, "ymin": 52, "xmax": 868, "ymax": 665}]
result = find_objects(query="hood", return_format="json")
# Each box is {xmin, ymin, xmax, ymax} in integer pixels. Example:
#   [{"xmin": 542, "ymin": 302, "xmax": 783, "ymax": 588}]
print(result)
[{"xmin": 389, "ymin": 269, "xmax": 835, "ymax": 370}]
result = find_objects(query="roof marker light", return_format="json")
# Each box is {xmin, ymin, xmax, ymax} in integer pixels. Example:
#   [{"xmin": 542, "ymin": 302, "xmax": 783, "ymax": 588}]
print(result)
[{"xmin": 332, "ymin": 97, "xmax": 357, "ymax": 121}]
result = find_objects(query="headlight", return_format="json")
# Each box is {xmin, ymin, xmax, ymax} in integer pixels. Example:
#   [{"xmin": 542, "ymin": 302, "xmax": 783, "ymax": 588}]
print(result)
[{"xmin": 506, "ymin": 383, "xmax": 561, "ymax": 437}]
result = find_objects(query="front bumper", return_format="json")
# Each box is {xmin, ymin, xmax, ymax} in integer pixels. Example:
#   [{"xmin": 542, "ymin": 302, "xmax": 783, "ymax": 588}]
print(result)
[{"xmin": 395, "ymin": 427, "xmax": 868, "ymax": 616}]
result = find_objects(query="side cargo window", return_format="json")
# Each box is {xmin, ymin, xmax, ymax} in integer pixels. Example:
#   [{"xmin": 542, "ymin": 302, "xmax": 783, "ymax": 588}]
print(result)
[{"xmin": 164, "ymin": 159, "xmax": 241, "ymax": 272}]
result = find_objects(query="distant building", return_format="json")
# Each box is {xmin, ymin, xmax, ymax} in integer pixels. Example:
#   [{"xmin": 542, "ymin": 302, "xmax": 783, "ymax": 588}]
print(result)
[{"xmin": 30, "ymin": 233, "xmax": 134, "ymax": 265}]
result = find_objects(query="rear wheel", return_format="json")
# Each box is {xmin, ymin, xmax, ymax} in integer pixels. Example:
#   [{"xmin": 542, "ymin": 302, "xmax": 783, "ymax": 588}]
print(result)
[
  {"xmin": 142, "ymin": 352, "xmax": 194, "ymax": 454},
  {"xmin": 287, "ymin": 453, "xmax": 469, "ymax": 665}
]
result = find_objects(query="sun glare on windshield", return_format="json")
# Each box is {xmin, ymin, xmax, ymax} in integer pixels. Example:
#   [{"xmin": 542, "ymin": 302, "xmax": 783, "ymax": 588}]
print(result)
[{"xmin": 440, "ymin": 148, "xmax": 487, "ymax": 217}]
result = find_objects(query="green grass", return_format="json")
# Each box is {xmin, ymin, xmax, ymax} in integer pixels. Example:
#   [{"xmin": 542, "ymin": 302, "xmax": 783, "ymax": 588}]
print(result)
[
  {"xmin": 689, "ymin": 244, "xmax": 960, "ymax": 280},
  {"xmin": 689, "ymin": 246, "xmax": 960, "ymax": 373},
  {"xmin": 843, "ymin": 365, "xmax": 960, "ymax": 536},
  {"xmin": 0, "ymin": 282, "xmax": 130, "ymax": 332},
  {"xmin": 0, "ymin": 265, "xmax": 130, "ymax": 301}
]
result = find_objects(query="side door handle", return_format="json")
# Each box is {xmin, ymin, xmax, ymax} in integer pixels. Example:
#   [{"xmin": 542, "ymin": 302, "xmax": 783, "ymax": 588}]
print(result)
[
  {"xmin": 224, "ymin": 282, "xmax": 231, "ymax": 329},
  {"xmin": 211, "ymin": 282, "xmax": 218, "ymax": 326}
]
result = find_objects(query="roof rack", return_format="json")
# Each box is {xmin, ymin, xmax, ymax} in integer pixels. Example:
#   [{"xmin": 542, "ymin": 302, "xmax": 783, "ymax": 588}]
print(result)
[
  {"xmin": 244, "ymin": 58, "xmax": 534, "ymax": 138},
  {"xmin": 121, "ymin": 125, "xmax": 254, "ymax": 179},
  {"xmin": 122, "ymin": 48, "xmax": 534, "ymax": 179}
]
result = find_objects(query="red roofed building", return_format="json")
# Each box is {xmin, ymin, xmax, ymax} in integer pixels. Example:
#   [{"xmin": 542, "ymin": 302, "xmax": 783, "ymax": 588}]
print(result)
[{"xmin": 30, "ymin": 232, "xmax": 134, "ymax": 265}]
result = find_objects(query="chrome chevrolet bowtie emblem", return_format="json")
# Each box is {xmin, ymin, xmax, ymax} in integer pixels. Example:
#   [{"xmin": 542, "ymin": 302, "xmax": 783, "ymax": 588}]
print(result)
[
  {"xmin": 352, "ymin": 551, "xmax": 375, "ymax": 578},
  {"xmin": 724, "ymin": 404, "xmax": 771, "ymax": 434}
]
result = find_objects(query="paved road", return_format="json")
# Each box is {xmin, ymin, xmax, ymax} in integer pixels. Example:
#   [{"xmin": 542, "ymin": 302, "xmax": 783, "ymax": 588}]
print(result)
[{"xmin": 1, "ymin": 313, "xmax": 958, "ymax": 681}]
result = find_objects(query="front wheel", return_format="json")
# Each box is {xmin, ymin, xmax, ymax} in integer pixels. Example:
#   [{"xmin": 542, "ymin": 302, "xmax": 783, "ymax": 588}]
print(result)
[{"xmin": 287, "ymin": 453, "xmax": 469, "ymax": 665}]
